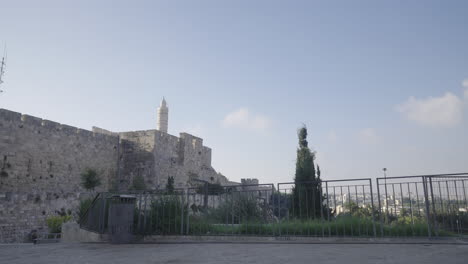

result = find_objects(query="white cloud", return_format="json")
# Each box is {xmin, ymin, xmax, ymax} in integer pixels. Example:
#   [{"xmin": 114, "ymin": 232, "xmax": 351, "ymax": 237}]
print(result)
[
  {"xmin": 222, "ymin": 107, "xmax": 271, "ymax": 131},
  {"xmin": 462, "ymin": 79, "xmax": 468, "ymax": 88},
  {"xmin": 462, "ymin": 79, "xmax": 468, "ymax": 100},
  {"xmin": 396, "ymin": 92, "xmax": 463, "ymax": 127},
  {"xmin": 358, "ymin": 128, "xmax": 379, "ymax": 144}
]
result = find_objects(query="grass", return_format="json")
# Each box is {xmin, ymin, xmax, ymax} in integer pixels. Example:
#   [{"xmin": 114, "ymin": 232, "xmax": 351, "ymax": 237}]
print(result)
[
  {"xmin": 185, "ymin": 216, "xmax": 455, "ymax": 237},
  {"xmin": 137, "ymin": 195, "xmax": 461, "ymax": 237}
]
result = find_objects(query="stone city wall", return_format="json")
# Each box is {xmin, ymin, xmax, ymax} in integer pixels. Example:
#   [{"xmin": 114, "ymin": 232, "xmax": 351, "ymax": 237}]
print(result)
[
  {"xmin": 0, "ymin": 191, "xmax": 93, "ymax": 243},
  {"xmin": 153, "ymin": 130, "xmax": 231, "ymax": 188},
  {"xmin": 118, "ymin": 130, "xmax": 157, "ymax": 190},
  {"xmin": 0, "ymin": 108, "xmax": 236, "ymax": 242},
  {"xmin": 0, "ymin": 109, "xmax": 119, "ymax": 242}
]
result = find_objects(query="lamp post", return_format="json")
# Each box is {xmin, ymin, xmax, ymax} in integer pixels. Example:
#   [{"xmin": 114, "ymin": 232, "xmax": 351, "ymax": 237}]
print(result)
[{"xmin": 383, "ymin": 168, "xmax": 389, "ymax": 219}]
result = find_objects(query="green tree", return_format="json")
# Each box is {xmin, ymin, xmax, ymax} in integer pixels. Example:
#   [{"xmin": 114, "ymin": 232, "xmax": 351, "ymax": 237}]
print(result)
[
  {"xmin": 166, "ymin": 176, "xmax": 175, "ymax": 194},
  {"xmin": 131, "ymin": 174, "xmax": 147, "ymax": 191},
  {"xmin": 317, "ymin": 164, "xmax": 321, "ymax": 180},
  {"xmin": 80, "ymin": 168, "xmax": 101, "ymax": 191},
  {"xmin": 291, "ymin": 126, "xmax": 322, "ymax": 219}
]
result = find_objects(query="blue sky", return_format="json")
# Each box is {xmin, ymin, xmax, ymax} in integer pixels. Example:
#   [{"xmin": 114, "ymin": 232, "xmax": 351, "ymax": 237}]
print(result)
[{"xmin": 1, "ymin": 0, "xmax": 467, "ymax": 184}]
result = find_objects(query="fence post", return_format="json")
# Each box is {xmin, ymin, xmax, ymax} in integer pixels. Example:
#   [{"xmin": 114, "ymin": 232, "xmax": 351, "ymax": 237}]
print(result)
[
  {"xmin": 325, "ymin": 181, "xmax": 331, "ymax": 237},
  {"xmin": 369, "ymin": 179, "xmax": 377, "ymax": 238},
  {"xmin": 100, "ymin": 194, "xmax": 107, "ymax": 233},
  {"xmin": 143, "ymin": 193, "xmax": 148, "ymax": 235},
  {"xmin": 320, "ymin": 181, "xmax": 324, "ymax": 237},
  {"xmin": 180, "ymin": 192, "xmax": 184, "ymax": 235},
  {"xmin": 136, "ymin": 193, "xmax": 142, "ymax": 234},
  {"xmin": 204, "ymin": 183, "xmax": 208, "ymax": 210},
  {"xmin": 428, "ymin": 177, "xmax": 438, "ymax": 237},
  {"xmin": 186, "ymin": 189, "xmax": 190, "ymax": 235},
  {"xmin": 376, "ymin": 179, "xmax": 384, "ymax": 237},
  {"xmin": 422, "ymin": 176, "xmax": 432, "ymax": 238}
]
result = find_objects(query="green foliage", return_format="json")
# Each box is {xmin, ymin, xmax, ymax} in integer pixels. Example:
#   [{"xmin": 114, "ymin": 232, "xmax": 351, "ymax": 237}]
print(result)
[
  {"xmin": 186, "ymin": 215, "xmax": 449, "ymax": 237},
  {"xmin": 80, "ymin": 168, "xmax": 101, "ymax": 191},
  {"xmin": 210, "ymin": 193, "xmax": 264, "ymax": 224},
  {"xmin": 343, "ymin": 202, "xmax": 376, "ymax": 218},
  {"xmin": 46, "ymin": 215, "xmax": 72, "ymax": 233},
  {"xmin": 145, "ymin": 195, "xmax": 187, "ymax": 234},
  {"xmin": 292, "ymin": 126, "xmax": 323, "ymax": 219},
  {"xmin": 166, "ymin": 176, "xmax": 175, "ymax": 194},
  {"xmin": 131, "ymin": 174, "xmax": 147, "ymax": 191},
  {"xmin": 271, "ymin": 192, "xmax": 291, "ymax": 218},
  {"xmin": 77, "ymin": 198, "xmax": 93, "ymax": 222}
]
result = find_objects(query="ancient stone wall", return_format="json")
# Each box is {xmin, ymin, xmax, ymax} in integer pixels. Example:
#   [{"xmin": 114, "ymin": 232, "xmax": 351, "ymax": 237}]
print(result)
[
  {"xmin": 154, "ymin": 130, "xmax": 230, "ymax": 188},
  {"xmin": 0, "ymin": 109, "xmax": 119, "ymax": 242},
  {"xmin": 0, "ymin": 109, "xmax": 119, "ymax": 193},
  {"xmin": 0, "ymin": 191, "xmax": 90, "ymax": 243},
  {"xmin": 118, "ymin": 130, "xmax": 157, "ymax": 190},
  {"xmin": 0, "ymin": 107, "xmax": 236, "ymax": 242}
]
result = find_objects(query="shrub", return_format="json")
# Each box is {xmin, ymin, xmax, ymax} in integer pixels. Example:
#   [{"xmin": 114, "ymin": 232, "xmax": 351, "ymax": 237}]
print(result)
[
  {"xmin": 77, "ymin": 198, "xmax": 94, "ymax": 222},
  {"xmin": 142, "ymin": 195, "xmax": 187, "ymax": 235},
  {"xmin": 210, "ymin": 192, "xmax": 265, "ymax": 224},
  {"xmin": 46, "ymin": 215, "xmax": 72, "ymax": 233},
  {"xmin": 80, "ymin": 168, "xmax": 101, "ymax": 191}
]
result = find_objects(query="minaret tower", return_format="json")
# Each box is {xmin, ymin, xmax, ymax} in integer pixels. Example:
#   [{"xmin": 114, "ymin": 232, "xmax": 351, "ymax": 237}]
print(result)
[{"xmin": 157, "ymin": 97, "xmax": 169, "ymax": 133}]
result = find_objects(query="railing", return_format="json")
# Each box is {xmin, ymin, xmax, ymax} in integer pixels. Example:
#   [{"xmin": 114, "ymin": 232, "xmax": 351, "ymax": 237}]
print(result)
[
  {"xmin": 81, "ymin": 173, "xmax": 468, "ymax": 238},
  {"xmin": 79, "ymin": 193, "xmax": 112, "ymax": 234},
  {"xmin": 428, "ymin": 175, "xmax": 468, "ymax": 236},
  {"xmin": 376, "ymin": 174, "xmax": 468, "ymax": 237},
  {"xmin": 277, "ymin": 178, "xmax": 377, "ymax": 237}
]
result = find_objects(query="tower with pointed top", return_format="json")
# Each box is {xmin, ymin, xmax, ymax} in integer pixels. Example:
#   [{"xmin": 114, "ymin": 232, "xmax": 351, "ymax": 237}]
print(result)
[{"xmin": 157, "ymin": 97, "xmax": 169, "ymax": 133}]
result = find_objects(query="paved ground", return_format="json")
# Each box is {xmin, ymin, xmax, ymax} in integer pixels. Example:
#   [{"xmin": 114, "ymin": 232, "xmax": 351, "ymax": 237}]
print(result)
[{"xmin": 0, "ymin": 242, "xmax": 467, "ymax": 264}]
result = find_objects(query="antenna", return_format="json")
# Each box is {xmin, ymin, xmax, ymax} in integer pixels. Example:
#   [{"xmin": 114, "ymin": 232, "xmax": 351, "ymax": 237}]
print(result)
[{"xmin": 0, "ymin": 44, "xmax": 6, "ymax": 93}]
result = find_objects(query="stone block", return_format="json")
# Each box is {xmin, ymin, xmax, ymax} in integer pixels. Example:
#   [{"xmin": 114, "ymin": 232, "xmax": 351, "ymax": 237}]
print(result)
[
  {"xmin": 0, "ymin": 109, "xmax": 22, "ymax": 122},
  {"xmin": 41, "ymin": 120, "xmax": 60, "ymax": 130},
  {"xmin": 21, "ymin": 115, "xmax": 43, "ymax": 126}
]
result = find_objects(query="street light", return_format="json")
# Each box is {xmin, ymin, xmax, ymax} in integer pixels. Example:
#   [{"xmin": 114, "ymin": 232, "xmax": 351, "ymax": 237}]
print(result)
[{"xmin": 383, "ymin": 168, "xmax": 389, "ymax": 219}]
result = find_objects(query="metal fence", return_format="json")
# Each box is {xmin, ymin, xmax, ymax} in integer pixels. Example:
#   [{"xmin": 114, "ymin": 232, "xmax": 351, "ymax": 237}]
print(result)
[
  {"xmin": 376, "ymin": 174, "xmax": 468, "ymax": 237},
  {"xmin": 80, "ymin": 173, "xmax": 468, "ymax": 239},
  {"xmin": 277, "ymin": 178, "xmax": 377, "ymax": 237},
  {"xmin": 79, "ymin": 193, "xmax": 111, "ymax": 234}
]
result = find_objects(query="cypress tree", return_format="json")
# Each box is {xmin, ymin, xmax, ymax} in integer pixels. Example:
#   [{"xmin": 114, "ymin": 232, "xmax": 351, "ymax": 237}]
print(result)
[
  {"xmin": 292, "ymin": 126, "xmax": 322, "ymax": 219},
  {"xmin": 317, "ymin": 164, "xmax": 321, "ymax": 180},
  {"xmin": 166, "ymin": 176, "xmax": 175, "ymax": 194}
]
